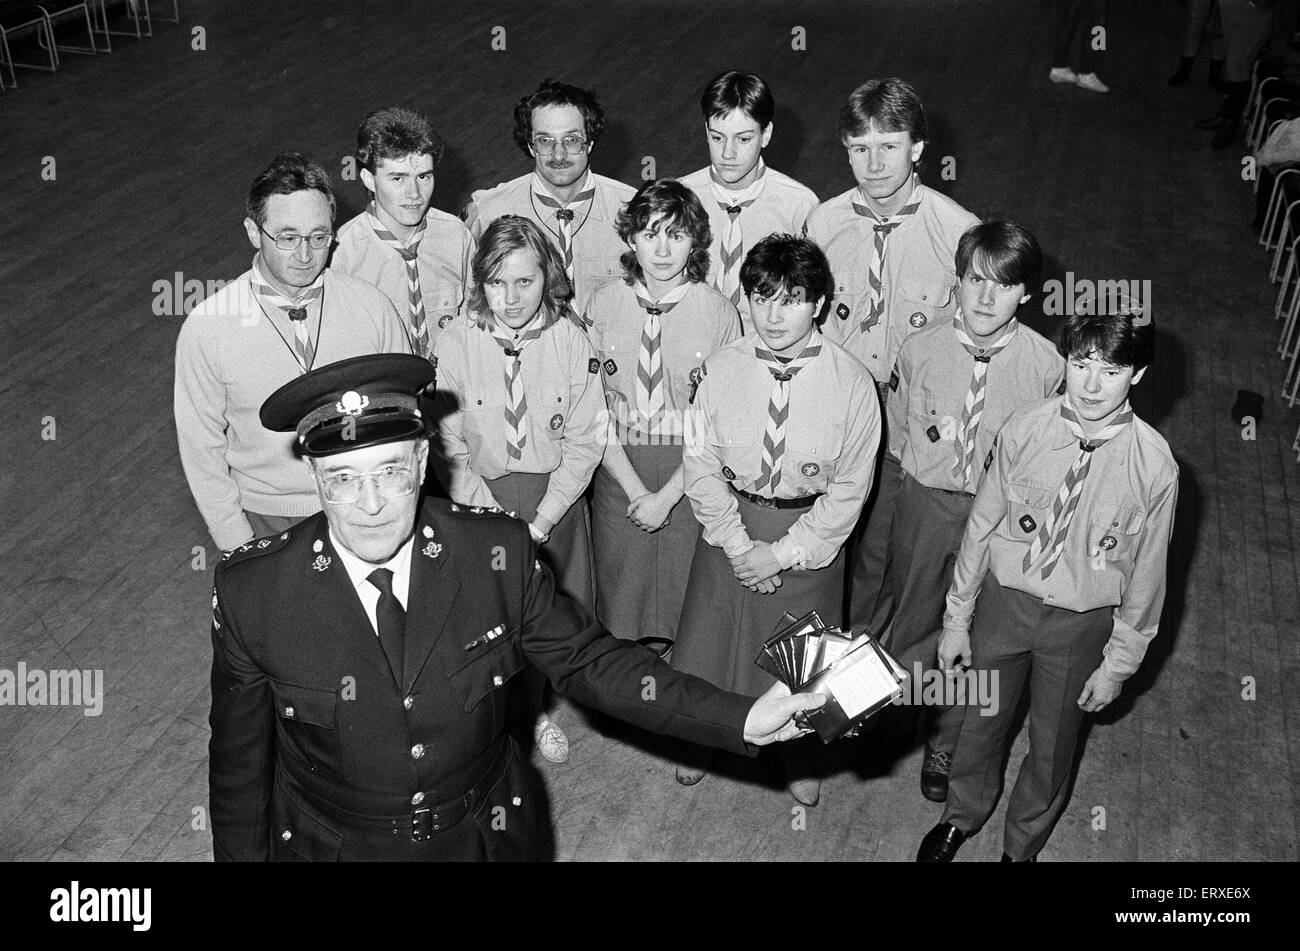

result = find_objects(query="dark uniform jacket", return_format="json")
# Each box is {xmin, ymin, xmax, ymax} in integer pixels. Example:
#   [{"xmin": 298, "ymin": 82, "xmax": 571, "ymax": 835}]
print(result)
[{"xmin": 209, "ymin": 498, "xmax": 753, "ymax": 861}]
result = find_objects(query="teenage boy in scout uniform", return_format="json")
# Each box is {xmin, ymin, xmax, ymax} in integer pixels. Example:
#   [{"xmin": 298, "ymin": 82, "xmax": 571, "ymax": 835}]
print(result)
[
  {"xmin": 806, "ymin": 78, "xmax": 979, "ymax": 640},
  {"xmin": 464, "ymin": 80, "xmax": 634, "ymax": 313},
  {"xmin": 208, "ymin": 353, "xmax": 823, "ymax": 861},
  {"xmin": 673, "ymin": 234, "xmax": 881, "ymax": 806},
  {"xmin": 678, "ymin": 70, "xmax": 819, "ymax": 332},
  {"xmin": 884, "ymin": 220, "xmax": 1063, "ymax": 802},
  {"xmin": 916, "ymin": 310, "xmax": 1178, "ymax": 863},
  {"xmin": 332, "ymin": 106, "xmax": 476, "ymax": 361},
  {"xmin": 587, "ymin": 179, "xmax": 739, "ymax": 655}
]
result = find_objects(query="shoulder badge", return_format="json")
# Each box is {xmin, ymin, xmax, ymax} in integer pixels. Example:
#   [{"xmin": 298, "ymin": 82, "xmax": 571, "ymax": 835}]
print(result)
[
  {"xmin": 220, "ymin": 529, "xmax": 291, "ymax": 568},
  {"xmin": 589, "ymin": 357, "xmax": 600, "ymax": 375},
  {"xmin": 889, "ymin": 365, "xmax": 899, "ymax": 392}
]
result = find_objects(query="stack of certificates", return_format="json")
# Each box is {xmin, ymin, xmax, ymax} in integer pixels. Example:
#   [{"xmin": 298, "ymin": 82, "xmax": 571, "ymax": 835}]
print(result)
[{"xmin": 755, "ymin": 611, "xmax": 908, "ymax": 743}]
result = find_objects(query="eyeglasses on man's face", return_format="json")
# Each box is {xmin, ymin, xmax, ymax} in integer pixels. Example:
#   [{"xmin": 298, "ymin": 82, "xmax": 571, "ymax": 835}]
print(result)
[
  {"xmin": 258, "ymin": 223, "xmax": 334, "ymax": 252},
  {"xmin": 531, "ymin": 134, "xmax": 588, "ymax": 156},
  {"xmin": 318, "ymin": 463, "xmax": 418, "ymax": 504}
]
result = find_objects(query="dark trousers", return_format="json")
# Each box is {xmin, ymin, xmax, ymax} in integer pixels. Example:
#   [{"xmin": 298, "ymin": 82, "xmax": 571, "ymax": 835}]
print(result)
[
  {"xmin": 1052, "ymin": 0, "xmax": 1107, "ymax": 74},
  {"xmin": 941, "ymin": 574, "xmax": 1112, "ymax": 860}
]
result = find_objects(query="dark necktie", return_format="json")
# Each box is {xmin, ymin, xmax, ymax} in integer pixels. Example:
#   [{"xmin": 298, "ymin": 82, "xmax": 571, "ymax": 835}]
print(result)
[{"xmin": 368, "ymin": 568, "xmax": 406, "ymax": 684}]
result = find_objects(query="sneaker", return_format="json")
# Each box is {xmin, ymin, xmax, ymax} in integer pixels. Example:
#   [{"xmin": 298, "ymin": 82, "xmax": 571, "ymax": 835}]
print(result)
[
  {"xmin": 920, "ymin": 747, "xmax": 952, "ymax": 802},
  {"xmin": 533, "ymin": 718, "xmax": 569, "ymax": 763},
  {"xmin": 1075, "ymin": 72, "xmax": 1109, "ymax": 94},
  {"xmin": 1049, "ymin": 67, "xmax": 1077, "ymax": 85}
]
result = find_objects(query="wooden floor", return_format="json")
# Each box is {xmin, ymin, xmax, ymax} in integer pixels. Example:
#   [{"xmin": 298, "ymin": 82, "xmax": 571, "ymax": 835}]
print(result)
[{"xmin": 1, "ymin": 0, "xmax": 1297, "ymax": 862}]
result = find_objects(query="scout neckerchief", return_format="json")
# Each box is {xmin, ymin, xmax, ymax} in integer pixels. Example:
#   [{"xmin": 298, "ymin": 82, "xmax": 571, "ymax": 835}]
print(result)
[
  {"xmin": 531, "ymin": 171, "xmax": 596, "ymax": 287},
  {"xmin": 1022, "ymin": 396, "xmax": 1134, "ymax": 580},
  {"xmin": 250, "ymin": 258, "xmax": 325, "ymax": 373},
  {"xmin": 633, "ymin": 280, "xmax": 691, "ymax": 434},
  {"xmin": 752, "ymin": 337, "xmax": 821, "ymax": 495},
  {"xmin": 951, "ymin": 311, "xmax": 1018, "ymax": 491},
  {"xmin": 367, "ymin": 201, "xmax": 430, "ymax": 360},
  {"xmin": 708, "ymin": 161, "xmax": 767, "ymax": 309},
  {"xmin": 851, "ymin": 175, "xmax": 922, "ymax": 335},
  {"xmin": 487, "ymin": 314, "xmax": 547, "ymax": 462}
]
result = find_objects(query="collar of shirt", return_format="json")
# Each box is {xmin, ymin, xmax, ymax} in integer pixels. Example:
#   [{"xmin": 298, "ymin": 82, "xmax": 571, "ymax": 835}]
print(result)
[
  {"xmin": 853, "ymin": 175, "xmax": 924, "ymax": 220},
  {"xmin": 250, "ymin": 254, "xmax": 326, "ymax": 303},
  {"xmin": 530, "ymin": 170, "xmax": 599, "ymax": 216},
  {"xmin": 708, "ymin": 159, "xmax": 767, "ymax": 203},
  {"xmin": 329, "ymin": 528, "xmax": 415, "ymax": 616},
  {"xmin": 1052, "ymin": 394, "xmax": 1134, "ymax": 450}
]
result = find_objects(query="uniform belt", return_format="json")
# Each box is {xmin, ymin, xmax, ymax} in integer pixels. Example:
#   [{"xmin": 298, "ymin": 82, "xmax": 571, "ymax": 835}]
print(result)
[
  {"xmin": 935, "ymin": 486, "xmax": 975, "ymax": 498},
  {"xmin": 279, "ymin": 739, "xmax": 511, "ymax": 841},
  {"xmin": 732, "ymin": 487, "xmax": 823, "ymax": 510}
]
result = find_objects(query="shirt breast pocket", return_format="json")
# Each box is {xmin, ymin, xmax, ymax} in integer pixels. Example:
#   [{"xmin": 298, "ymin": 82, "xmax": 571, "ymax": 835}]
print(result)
[
  {"xmin": 1002, "ymin": 482, "xmax": 1055, "ymax": 547},
  {"xmin": 574, "ymin": 255, "xmax": 624, "ymax": 304},
  {"xmin": 910, "ymin": 387, "xmax": 963, "ymax": 447},
  {"xmin": 896, "ymin": 276, "xmax": 951, "ymax": 333},
  {"xmin": 544, "ymin": 386, "xmax": 571, "ymax": 439},
  {"xmin": 710, "ymin": 418, "xmax": 761, "ymax": 482},
  {"xmin": 448, "ymin": 632, "xmax": 524, "ymax": 725},
  {"xmin": 1087, "ymin": 504, "xmax": 1145, "ymax": 564},
  {"xmin": 270, "ymin": 682, "xmax": 339, "ymax": 773},
  {"xmin": 428, "ymin": 279, "xmax": 465, "ymax": 328},
  {"xmin": 785, "ymin": 426, "xmax": 842, "ymax": 492}
]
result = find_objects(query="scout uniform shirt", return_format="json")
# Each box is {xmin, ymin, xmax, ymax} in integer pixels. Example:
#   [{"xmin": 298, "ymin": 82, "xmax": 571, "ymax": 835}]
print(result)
[
  {"xmin": 684, "ymin": 336, "xmax": 881, "ymax": 571},
  {"xmin": 886, "ymin": 314, "xmax": 1064, "ymax": 494},
  {"xmin": 944, "ymin": 395, "xmax": 1179, "ymax": 679},
  {"xmin": 331, "ymin": 206, "xmax": 476, "ymax": 355},
  {"xmin": 806, "ymin": 179, "xmax": 979, "ymax": 383},
  {"xmin": 433, "ymin": 313, "xmax": 607, "ymax": 530},
  {"xmin": 464, "ymin": 171, "xmax": 635, "ymax": 312},
  {"xmin": 678, "ymin": 163, "xmax": 819, "ymax": 331},
  {"xmin": 586, "ymin": 280, "xmax": 740, "ymax": 440}
]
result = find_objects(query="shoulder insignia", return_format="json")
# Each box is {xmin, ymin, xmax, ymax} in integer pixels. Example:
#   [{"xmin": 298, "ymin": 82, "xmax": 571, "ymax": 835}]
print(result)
[
  {"xmin": 589, "ymin": 357, "xmax": 600, "ymax": 375},
  {"xmin": 219, "ymin": 529, "xmax": 291, "ymax": 568},
  {"xmin": 889, "ymin": 365, "xmax": 899, "ymax": 392}
]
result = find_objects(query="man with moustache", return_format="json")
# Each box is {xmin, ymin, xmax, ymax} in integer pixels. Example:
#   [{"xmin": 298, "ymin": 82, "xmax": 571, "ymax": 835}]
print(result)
[
  {"xmin": 806, "ymin": 78, "xmax": 979, "ymax": 642},
  {"xmin": 464, "ymin": 80, "xmax": 635, "ymax": 313},
  {"xmin": 207, "ymin": 353, "xmax": 824, "ymax": 861},
  {"xmin": 332, "ymin": 106, "xmax": 476, "ymax": 360},
  {"xmin": 175, "ymin": 152, "xmax": 411, "ymax": 553}
]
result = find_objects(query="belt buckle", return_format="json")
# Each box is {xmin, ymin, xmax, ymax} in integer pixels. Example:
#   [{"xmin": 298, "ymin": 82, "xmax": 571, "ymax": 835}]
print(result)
[
  {"xmin": 756, "ymin": 494, "xmax": 776, "ymax": 508},
  {"xmin": 411, "ymin": 806, "xmax": 433, "ymax": 841}
]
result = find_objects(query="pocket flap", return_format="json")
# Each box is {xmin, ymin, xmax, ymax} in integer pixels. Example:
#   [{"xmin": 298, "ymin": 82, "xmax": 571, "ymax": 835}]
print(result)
[
  {"xmin": 449, "ymin": 635, "xmax": 525, "ymax": 712},
  {"xmin": 270, "ymin": 682, "xmax": 338, "ymax": 730}
]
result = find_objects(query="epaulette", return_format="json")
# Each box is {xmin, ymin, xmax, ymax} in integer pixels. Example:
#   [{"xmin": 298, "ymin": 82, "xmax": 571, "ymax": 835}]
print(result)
[
  {"xmin": 445, "ymin": 502, "xmax": 519, "ymax": 521},
  {"xmin": 219, "ymin": 529, "xmax": 293, "ymax": 567}
]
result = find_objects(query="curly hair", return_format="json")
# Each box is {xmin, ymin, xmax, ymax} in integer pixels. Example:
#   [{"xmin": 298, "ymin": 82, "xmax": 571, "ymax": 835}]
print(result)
[
  {"xmin": 355, "ymin": 106, "xmax": 445, "ymax": 172},
  {"xmin": 615, "ymin": 180, "xmax": 712, "ymax": 286},
  {"xmin": 512, "ymin": 80, "xmax": 606, "ymax": 157}
]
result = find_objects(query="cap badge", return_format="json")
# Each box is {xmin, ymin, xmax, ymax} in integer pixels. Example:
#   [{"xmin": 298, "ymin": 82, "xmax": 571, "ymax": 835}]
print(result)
[{"xmin": 337, "ymin": 391, "xmax": 370, "ymax": 416}]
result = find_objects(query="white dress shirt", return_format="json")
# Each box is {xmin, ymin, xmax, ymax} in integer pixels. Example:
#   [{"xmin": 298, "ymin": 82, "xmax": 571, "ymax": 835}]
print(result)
[{"xmin": 329, "ymin": 530, "xmax": 415, "ymax": 637}]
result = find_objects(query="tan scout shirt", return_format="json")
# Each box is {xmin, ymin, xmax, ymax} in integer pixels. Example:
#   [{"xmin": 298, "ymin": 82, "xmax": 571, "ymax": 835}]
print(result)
[
  {"xmin": 331, "ymin": 208, "xmax": 475, "ymax": 351},
  {"xmin": 586, "ymin": 280, "xmax": 740, "ymax": 440},
  {"xmin": 433, "ymin": 314, "xmax": 607, "ymax": 528},
  {"xmin": 945, "ymin": 396, "xmax": 1179, "ymax": 679},
  {"xmin": 677, "ymin": 165, "xmax": 819, "ymax": 330},
  {"xmin": 684, "ymin": 336, "xmax": 881, "ymax": 571},
  {"xmin": 887, "ymin": 316, "xmax": 1064, "ymax": 493},
  {"xmin": 464, "ymin": 172, "xmax": 635, "ymax": 312},
  {"xmin": 806, "ymin": 181, "xmax": 979, "ymax": 382}
]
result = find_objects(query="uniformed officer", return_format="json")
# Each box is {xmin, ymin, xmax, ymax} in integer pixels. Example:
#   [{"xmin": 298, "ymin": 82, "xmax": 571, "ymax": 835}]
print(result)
[
  {"xmin": 883, "ymin": 220, "xmax": 1063, "ymax": 802},
  {"xmin": 331, "ymin": 106, "xmax": 476, "ymax": 360},
  {"xmin": 677, "ymin": 70, "xmax": 820, "ymax": 331},
  {"xmin": 463, "ymin": 80, "xmax": 635, "ymax": 313},
  {"xmin": 916, "ymin": 310, "xmax": 1178, "ymax": 862},
  {"xmin": 673, "ymin": 234, "xmax": 881, "ymax": 806},
  {"xmin": 805, "ymin": 78, "xmax": 979, "ymax": 640},
  {"xmin": 431, "ymin": 215, "xmax": 606, "ymax": 764},
  {"xmin": 208, "ymin": 353, "xmax": 823, "ymax": 861},
  {"xmin": 587, "ymin": 179, "xmax": 740, "ymax": 655}
]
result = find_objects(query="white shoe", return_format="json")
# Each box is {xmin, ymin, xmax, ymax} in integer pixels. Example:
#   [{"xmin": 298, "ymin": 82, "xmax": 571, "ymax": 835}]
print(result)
[
  {"xmin": 533, "ymin": 718, "xmax": 569, "ymax": 763},
  {"xmin": 1049, "ymin": 67, "xmax": 1077, "ymax": 84},
  {"xmin": 1075, "ymin": 72, "xmax": 1109, "ymax": 94}
]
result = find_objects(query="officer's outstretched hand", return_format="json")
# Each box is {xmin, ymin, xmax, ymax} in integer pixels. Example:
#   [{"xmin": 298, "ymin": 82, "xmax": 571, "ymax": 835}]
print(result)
[
  {"xmin": 743, "ymin": 680, "xmax": 827, "ymax": 746},
  {"xmin": 1077, "ymin": 665, "xmax": 1124, "ymax": 712}
]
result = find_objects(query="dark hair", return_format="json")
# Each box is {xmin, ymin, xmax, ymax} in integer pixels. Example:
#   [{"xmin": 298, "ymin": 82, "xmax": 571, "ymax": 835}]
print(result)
[
  {"xmin": 355, "ymin": 106, "xmax": 445, "ymax": 172},
  {"xmin": 615, "ymin": 180, "xmax": 712, "ymax": 286},
  {"xmin": 700, "ymin": 70, "xmax": 775, "ymax": 128},
  {"xmin": 836, "ymin": 78, "xmax": 928, "ymax": 143},
  {"xmin": 740, "ymin": 233, "xmax": 832, "ymax": 308},
  {"xmin": 1058, "ymin": 311, "xmax": 1154, "ymax": 372},
  {"xmin": 246, "ymin": 152, "xmax": 336, "ymax": 226},
  {"xmin": 955, "ymin": 219, "xmax": 1043, "ymax": 294},
  {"xmin": 512, "ymin": 80, "xmax": 606, "ymax": 156},
  {"xmin": 467, "ymin": 215, "xmax": 573, "ymax": 329}
]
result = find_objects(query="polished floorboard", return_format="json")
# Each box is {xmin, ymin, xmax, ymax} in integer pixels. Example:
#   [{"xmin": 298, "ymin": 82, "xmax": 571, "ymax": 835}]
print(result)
[{"xmin": 0, "ymin": 0, "xmax": 1296, "ymax": 861}]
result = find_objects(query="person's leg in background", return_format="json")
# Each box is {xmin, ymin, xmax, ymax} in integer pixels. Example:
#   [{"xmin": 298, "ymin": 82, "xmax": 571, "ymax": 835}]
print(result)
[
  {"xmin": 1212, "ymin": 0, "xmax": 1273, "ymax": 149},
  {"xmin": 1170, "ymin": 0, "xmax": 1217, "ymax": 85}
]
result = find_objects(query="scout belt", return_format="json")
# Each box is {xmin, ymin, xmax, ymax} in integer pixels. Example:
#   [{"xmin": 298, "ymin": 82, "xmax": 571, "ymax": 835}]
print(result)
[
  {"xmin": 732, "ymin": 487, "xmax": 824, "ymax": 510},
  {"xmin": 278, "ymin": 738, "xmax": 511, "ymax": 841}
]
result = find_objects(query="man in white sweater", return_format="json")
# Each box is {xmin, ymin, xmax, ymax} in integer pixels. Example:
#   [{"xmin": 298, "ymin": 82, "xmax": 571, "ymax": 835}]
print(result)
[{"xmin": 174, "ymin": 152, "xmax": 412, "ymax": 552}]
